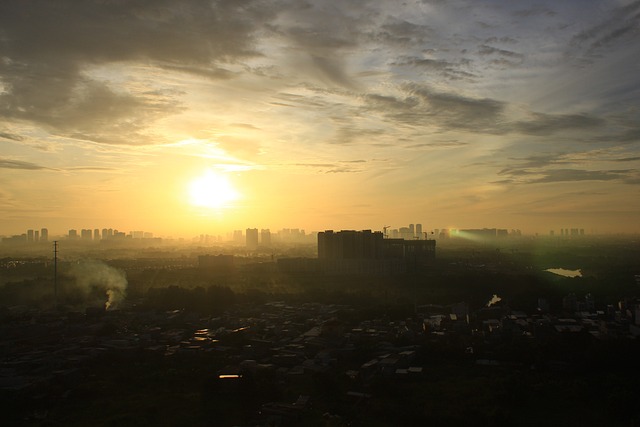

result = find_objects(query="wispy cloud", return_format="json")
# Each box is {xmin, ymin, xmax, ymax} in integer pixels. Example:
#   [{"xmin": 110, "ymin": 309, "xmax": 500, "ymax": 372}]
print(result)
[{"xmin": 0, "ymin": 158, "xmax": 52, "ymax": 170}]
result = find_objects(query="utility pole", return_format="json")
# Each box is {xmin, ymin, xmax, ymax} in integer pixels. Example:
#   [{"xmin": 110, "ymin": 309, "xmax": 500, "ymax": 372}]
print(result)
[{"xmin": 53, "ymin": 240, "xmax": 58, "ymax": 308}]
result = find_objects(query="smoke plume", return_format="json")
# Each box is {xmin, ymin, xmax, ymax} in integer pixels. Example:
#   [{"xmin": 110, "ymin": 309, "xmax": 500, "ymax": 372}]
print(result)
[
  {"xmin": 68, "ymin": 259, "xmax": 127, "ymax": 310},
  {"xmin": 486, "ymin": 294, "xmax": 502, "ymax": 307}
]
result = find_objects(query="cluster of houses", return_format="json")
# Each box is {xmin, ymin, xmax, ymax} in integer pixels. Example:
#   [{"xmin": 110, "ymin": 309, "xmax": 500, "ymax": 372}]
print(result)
[{"xmin": 2, "ymin": 292, "xmax": 640, "ymax": 423}]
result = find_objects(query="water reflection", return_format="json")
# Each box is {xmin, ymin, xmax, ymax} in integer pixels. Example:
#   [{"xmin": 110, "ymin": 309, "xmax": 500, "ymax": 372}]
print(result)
[{"xmin": 545, "ymin": 268, "xmax": 582, "ymax": 278}]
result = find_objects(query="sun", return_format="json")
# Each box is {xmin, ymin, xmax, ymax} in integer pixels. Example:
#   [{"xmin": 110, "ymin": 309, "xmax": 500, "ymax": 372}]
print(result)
[{"xmin": 188, "ymin": 170, "xmax": 240, "ymax": 209}]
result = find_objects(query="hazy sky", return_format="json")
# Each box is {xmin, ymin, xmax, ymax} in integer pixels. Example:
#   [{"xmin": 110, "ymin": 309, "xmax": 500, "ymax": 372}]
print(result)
[{"xmin": 1, "ymin": 0, "xmax": 639, "ymax": 237}]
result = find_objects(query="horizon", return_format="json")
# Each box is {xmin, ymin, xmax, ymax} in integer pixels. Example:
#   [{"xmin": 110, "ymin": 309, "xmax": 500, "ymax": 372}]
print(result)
[
  {"xmin": 2, "ymin": 1, "xmax": 640, "ymax": 236},
  {"xmin": 2, "ymin": 224, "xmax": 637, "ymax": 242}
]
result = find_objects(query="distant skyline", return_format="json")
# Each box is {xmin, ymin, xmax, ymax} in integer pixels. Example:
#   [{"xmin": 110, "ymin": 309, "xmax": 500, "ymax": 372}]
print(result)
[{"xmin": 1, "ymin": 0, "xmax": 640, "ymax": 236}]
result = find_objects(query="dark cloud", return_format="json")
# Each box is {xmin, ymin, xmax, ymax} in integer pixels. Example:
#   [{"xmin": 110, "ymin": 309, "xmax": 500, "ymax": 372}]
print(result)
[
  {"xmin": 361, "ymin": 85, "xmax": 507, "ymax": 135},
  {"xmin": 613, "ymin": 156, "xmax": 640, "ymax": 162},
  {"xmin": 0, "ymin": 0, "xmax": 272, "ymax": 144},
  {"xmin": 478, "ymin": 45, "xmax": 523, "ymax": 60},
  {"xmin": 374, "ymin": 19, "xmax": 433, "ymax": 46},
  {"xmin": 406, "ymin": 84, "xmax": 506, "ymax": 133},
  {"xmin": 504, "ymin": 153, "xmax": 570, "ymax": 170},
  {"xmin": 0, "ymin": 131, "xmax": 24, "ymax": 142},
  {"xmin": 407, "ymin": 141, "xmax": 469, "ymax": 149},
  {"xmin": 325, "ymin": 167, "xmax": 361, "ymax": 174},
  {"xmin": 392, "ymin": 56, "xmax": 476, "ymax": 80},
  {"xmin": 514, "ymin": 113, "xmax": 604, "ymax": 136},
  {"xmin": 66, "ymin": 167, "xmax": 117, "ymax": 171},
  {"xmin": 294, "ymin": 163, "xmax": 337, "ymax": 168},
  {"xmin": 498, "ymin": 164, "xmax": 638, "ymax": 185},
  {"xmin": 484, "ymin": 36, "xmax": 517, "ymax": 44},
  {"xmin": 531, "ymin": 169, "xmax": 633, "ymax": 184},
  {"xmin": 512, "ymin": 7, "xmax": 556, "ymax": 18},
  {"xmin": 570, "ymin": 1, "xmax": 640, "ymax": 60},
  {"xmin": 0, "ymin": 158, "xmax": 50, "ymax": 170}
]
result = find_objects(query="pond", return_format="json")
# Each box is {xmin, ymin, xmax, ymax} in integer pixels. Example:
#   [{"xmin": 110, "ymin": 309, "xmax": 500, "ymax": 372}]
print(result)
[{"xmin": 544, "ymin": 268, "xmax": 582, "ymax": 278}]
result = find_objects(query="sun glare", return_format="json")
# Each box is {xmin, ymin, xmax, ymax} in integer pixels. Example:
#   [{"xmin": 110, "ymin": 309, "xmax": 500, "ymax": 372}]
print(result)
[{"xmin": 188, "ymin": 170, "xmax": 240, "ymax": 209}]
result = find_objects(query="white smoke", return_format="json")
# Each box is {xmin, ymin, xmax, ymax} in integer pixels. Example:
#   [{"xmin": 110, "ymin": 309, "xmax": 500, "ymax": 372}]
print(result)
[
  {"xmin": 69, "ymin": 259, "xmax": 128, "ymax": 310},
  {"xmin": 486, "ymin": 294, "xmax": 502, "ymax": 307}
]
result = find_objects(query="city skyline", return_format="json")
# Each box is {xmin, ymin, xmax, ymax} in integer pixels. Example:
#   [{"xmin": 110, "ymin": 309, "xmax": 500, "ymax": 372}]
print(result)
[{"xmin": 2, "ymin": 1, "xmax": 640, "ymax": 236}]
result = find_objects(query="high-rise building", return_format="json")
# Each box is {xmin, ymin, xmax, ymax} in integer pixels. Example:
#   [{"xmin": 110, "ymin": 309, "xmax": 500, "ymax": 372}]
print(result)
[
  {"xmin": 34, "ymin": 230, "xmax": 39, "ymax": 242},
  {"xmin": 102, "ymin": 228, "xmax": 109, "ymax": 239},
  {"xmin": 40, "ymin": 228, "xmax": 48, "ymax": 242},
  {"xmin": 416, "ymin": 224, "xmax": 422, "ymax": 239},
  {"xmin": 399, "ymin": 227, "xmax": 412, "ymax": 240},
  {"xmin": 260, "ymin": 229, "xmax": 271, "ymax": 247},
  {"xmin": 94, "ymin": 229, "xmax": 100, "ymax": 240},
  {"xmin": 68, "ymin": 229, "xmax": 78, "ymax": 239},
  {"xmin": 246, "ymin": 228, "xmax": 259, "ymax": 250},
  {"xmin": 81, "ymin": 229, "xmax": 92, "ymax": 240},
  {"xmin": 27, "ymin": 229, "xmax": 34, "ymax": 242},
  {"xmin": 317, "ymin": 229, "xmax": 436, "ymax": 273}
]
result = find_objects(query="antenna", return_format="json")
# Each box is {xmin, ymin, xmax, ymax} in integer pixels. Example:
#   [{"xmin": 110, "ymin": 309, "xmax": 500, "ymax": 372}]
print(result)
[{"xmin": 53, "ymin": 240, "xmax": 58, "ymax": 308}]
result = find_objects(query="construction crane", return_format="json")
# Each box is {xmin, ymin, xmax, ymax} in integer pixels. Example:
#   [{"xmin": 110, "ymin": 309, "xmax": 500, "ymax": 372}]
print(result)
[{"xmin": 383, "ymin": 225, "xmax": 390, "ymax": 238}]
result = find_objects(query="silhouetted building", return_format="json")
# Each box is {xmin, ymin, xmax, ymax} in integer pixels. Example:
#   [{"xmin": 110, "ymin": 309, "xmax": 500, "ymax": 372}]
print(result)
[
  {"xmin": 27, "ymin": 229, "xmax": 34, "ymax": 242},
  {"xmin": 94, "ymin": 229, "xmax": 100, "ymax": 240},
  {"xmin": 317, "ymin": 230, "xmax": 435, "ymax": 274},
  {"xmin": 34, "ymin": 230, "xmax": 39, "ymax": 242},
  {"xmin": 260, "ymin": 229, "xmax": 271, "ymax": 247},
  {"xmin": 198, "ymin": 254, "xmax": 234, "ymax": 273},
  {"xmin": 246, "ymin": 228, "xmax": 259, "ymax": 250},
  {"xmin": 68, "ymin": 229, "xmax": 78, "ymax": 239},
  {"xmin": 40, "ymin": 228, "xmax": 48, "ymax": 242}
]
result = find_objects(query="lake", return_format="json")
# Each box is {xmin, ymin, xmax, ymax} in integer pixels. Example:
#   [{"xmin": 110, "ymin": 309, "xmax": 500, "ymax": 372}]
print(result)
[{"xmin": 545, "ymin": 268, "xmax": 582, "ymax": 278}]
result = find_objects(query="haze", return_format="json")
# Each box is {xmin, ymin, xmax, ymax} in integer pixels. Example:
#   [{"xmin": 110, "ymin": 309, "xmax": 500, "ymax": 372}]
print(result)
[{"xmin": 2, "ymin": 0, "xmax": 640, "ymax": 237}]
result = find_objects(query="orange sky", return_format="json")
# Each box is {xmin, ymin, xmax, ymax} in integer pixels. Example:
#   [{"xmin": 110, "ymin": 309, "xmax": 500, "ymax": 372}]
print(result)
[{"xmin": 2, "ymin": 0, "xmax": 640, "ymax": 238}]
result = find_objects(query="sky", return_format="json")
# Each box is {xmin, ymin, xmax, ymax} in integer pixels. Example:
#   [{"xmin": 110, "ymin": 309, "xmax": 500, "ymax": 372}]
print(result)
[{"xmin": 1, "ymin": 0, "xmax": 640, "ymax": 237}]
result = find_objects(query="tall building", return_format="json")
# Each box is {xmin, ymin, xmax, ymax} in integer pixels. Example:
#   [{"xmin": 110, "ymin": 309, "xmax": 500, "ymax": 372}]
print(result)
[
  {"xmin": 317, "ymin": 230, "xmax": 436, "ymax": 274},
  {"xmin": 94, "ymin": 229, "xmax": 100, "ymax": 240},
  {"xmin": 34, "ymin": 230, "xmax": 39, "ymax": 242},
  {"xmin": 68, "ymin": 229, "xmax": 78, "ymax": 239},
  {"xmin": 27, "ymin": 229, "xmax": 34, "ymax": 242},
  {"xmin": 40, "ymin": 228, "xmax": 48, "ymax": 242},
  {"xmin": 81, "ymin": 229, "xmax": 92, "ymax": 240},
  {"xmin": 416, "ymin": 223, "xmax": 422, "ymax": 239},
  {"xmin": 318, "ymin": 230, "xmax": 383, "ymax": 260},
  {"xmin": 399, "ymin": 227, "xmax": 412, "ymax": 240},
  {"xmin": 102, "ymin": 228, "xmax": 109, "ymax": 239},
  {"xmin": 246, "ymin": 228, "xmax": 259, "ymax": 250},
  {"xmin": 260, "ymin": 229, "xmax": 271, "ymax": 247}
]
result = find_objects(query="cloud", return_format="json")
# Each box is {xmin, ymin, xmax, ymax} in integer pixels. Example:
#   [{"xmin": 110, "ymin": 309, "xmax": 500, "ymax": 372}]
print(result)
[
  {"xmin": 569, "ymin": 1, "xmax": 640, "ymax": 60},
  {"xmin": 0, "ymin": 158, "xmax": 50, "ymax": 170},
  {"xmin": 498, "ymin": 166, "xmax": 637, "ymax": 185},
  {"xmin": 404, "ymin": 84, "xmax": 506, "ymax": 133},
  {"xmin": 514, "ymin": 112, "xmax": 604, "ymax": 136},
  {"xmin": 374, "ymin": 18, "xmax": 433, "ymax": 46},
  {"xmin": 531, "ymin": 169, "xmax": 634, "ymax": 184},
  {"xmin": 0, "ymin": 131, "xmax": 24, "ymax": 142},
  {"xmin": 391, "ymin": 56, "xmax": 476, "ymax": 80},
  {"xmin": 0, "ymin": 0, "xmax": 273, "ymax": 145},
  {"xmin": 478, "ymin": 44, "xmax": 523, "ymax": 60}
]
